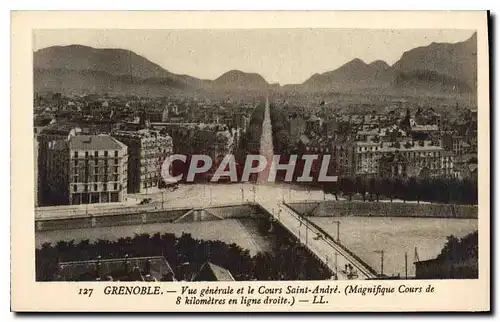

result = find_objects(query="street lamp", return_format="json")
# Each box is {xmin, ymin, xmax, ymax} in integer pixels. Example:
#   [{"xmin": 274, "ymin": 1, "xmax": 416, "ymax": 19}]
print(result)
[
  {"xmin": 404, "ymin": 251, "xmax": 408, "ymax": 279},
  {"xmin": 240, "ymin": 186, "xmax": 244, "ymax": 202},
  {"xmin": 332, "ymin": 220, "xmax": 341, "ymax": 242},
  {"xmin": 334, "ymin": 252, "xmax": 338, "ymax": 279},
  {"xmin": 374, "ymin": 250, "xmax": 384, "ymax": 277},
  {"xmin": 305, "ymin": 222, "xmax": 308, "ymax": 246}
]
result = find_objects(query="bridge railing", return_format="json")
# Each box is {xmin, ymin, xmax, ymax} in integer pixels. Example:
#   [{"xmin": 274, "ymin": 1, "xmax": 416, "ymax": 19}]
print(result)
[
  {"xmin": 282, "ymin": 203, "xmax": 379, "ymax": 278},
  {"xmin": 36, "ymin": 201, "xmax": 256, "ymax": 221},
  {"xmin": 258, "ymin": 202, "xmax": 336, "ymax": 276}
]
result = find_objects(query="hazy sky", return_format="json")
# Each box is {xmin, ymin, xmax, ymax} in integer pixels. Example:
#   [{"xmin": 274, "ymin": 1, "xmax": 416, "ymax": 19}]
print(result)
[{"xmin": 33, "ymin": 29, "xmax": 475, "ymax": 85}]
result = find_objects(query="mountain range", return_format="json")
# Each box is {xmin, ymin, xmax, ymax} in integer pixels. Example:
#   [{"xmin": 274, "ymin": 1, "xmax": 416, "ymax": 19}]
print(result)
[{"xmin": 34, "ymin": 32, "xmax": 477, "ymax": 97}]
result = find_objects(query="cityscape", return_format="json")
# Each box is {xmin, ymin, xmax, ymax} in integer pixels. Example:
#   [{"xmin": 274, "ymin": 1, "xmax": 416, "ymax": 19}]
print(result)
[{"xmin": 34, "ymin": 29, "xmax": 478, "ymax": 282}]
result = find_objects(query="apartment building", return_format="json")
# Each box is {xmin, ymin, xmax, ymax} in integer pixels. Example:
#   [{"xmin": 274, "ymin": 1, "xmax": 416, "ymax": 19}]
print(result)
[
  {"xmin": 112, "ymin": 129, "xmax": 173, "ymax": 193},
  {"xmin": 44, "ymin": 135, "xmax": 128, "ymax": 205},
  {"xmin": 37, "ymin": 123, "xmax": 82, "ymax": 206}
]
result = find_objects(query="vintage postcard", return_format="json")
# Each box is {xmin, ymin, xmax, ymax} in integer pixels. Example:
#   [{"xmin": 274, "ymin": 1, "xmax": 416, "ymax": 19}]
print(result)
[{"xmin": 11, "ymin": 11, "xmax": 490, "ymax": 312}]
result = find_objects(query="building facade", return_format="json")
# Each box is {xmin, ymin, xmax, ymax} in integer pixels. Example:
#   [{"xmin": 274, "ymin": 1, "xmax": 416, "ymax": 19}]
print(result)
[
  {"xmin": 150, "ymin": 122, "xmax": 234, "ymax": 160},
  {"xmin": 330, "ymin": 135, "xmax": 454, "ymax": 179},
  {"xmin": 112, "ymin": 129, "xmax": 173, "ymax": 193},
  {"xmin": 37, "ymin": 123, "xmax": 82, "ymax": 206},
  {"xmin": 44, "ymin": 135, "xmax": 128, "ymax": 205}
]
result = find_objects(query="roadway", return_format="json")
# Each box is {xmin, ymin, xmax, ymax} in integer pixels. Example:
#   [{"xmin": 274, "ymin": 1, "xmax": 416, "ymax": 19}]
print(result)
[
  {"xmin": 34, "ymin": 182, "xmax": 336, "ymax": 219},
  {"xmin": 258, "ymin": 199, "xmax": 377, "ymax": 280}
]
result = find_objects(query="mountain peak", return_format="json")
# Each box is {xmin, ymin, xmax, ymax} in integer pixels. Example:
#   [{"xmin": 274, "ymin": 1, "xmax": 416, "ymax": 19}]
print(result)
[
  {"xmin": 392, "ymin": 33, "xmax": 477, "ymax": 92},
  {"xmin": 344, "ymin": 58, "xmax": 367, "ymax": 67},
  {"xmin": 214, "ymin": 70, "xmax": 269, "ymax": 90},
  {"xmin": 34, "ymin": 44, "xmax": 173, "ymax": 80},
  {"xmin": 369, "ymin": 60, "xmax": 390, "ymax": 69}
]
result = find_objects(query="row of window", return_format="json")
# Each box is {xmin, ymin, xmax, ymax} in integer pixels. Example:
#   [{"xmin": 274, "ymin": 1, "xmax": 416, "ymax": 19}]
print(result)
[
  {"xmin": 357, "ymin": 146, "xmax": 380, "ymax": 152},
  {"xmin": 73, "ymin": 183, "xmax": 120, "ymax": 192},
  {"xmin": 73, "ymin": 166, "xmax": 121, "ymax": 174},
  {"xmin": 73, "ymin": 174, "xmax": 121, "ymax": 182},
  {"xmin": 74, "ymin": 158, "xmax": 120, "ymax": 166},
  {"xmin": 73, "ymin": 150, "xmax": 120, "ymax": 158}
]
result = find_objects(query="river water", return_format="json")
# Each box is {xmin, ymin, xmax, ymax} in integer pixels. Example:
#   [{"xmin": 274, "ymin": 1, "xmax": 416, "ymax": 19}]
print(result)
[
  {"xmin": 310, "ymin": 216, "xmax": 478, "ymax": 277},
  {"xmin": 36, "ymin": 218, "xmax": 272, "ymax": 256}
]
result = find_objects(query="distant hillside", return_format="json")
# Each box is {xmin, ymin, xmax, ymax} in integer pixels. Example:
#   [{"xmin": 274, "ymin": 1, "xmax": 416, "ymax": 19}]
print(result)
[
  {"xmin": 392, "ymin": 32, "xmax": 477, "ymax": 93},
  {"xmin": 212, "ymin": 70, "xmax": 270, "ymax": 91},
  {"xmin": 34, "ymin": 68, "xmax": 191, "ymax": 97},
  {"xmin": 34, "ymin": 33, "xmax": 477, "ymax": 98},
  {"xmin": 303, "ymin": 58, "xmax": 393, "ymax": 92},
  {"xmin": 34, "ymin": 45, "xmax": 175, "ymax": 79},
  {"xmin": 34, "ymin": 45, "xmax": 199, "ymax": 95},
  {"xmin": 297, "ymin": 32, "xmax": 477, "ymax": 95},
  {"xmin": 34, "ymin": 45, "xmax": 271, "ymax": 95}
]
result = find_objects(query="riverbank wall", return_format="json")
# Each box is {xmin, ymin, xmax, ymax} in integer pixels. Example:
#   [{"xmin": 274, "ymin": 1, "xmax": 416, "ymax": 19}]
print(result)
[
  {"xmin": 287, "ymin": 201, "xmax": 478, "ymax": 219},
  {"xmin": 35, "ymin": 203, "xmax": 264, "ymax": 232}
]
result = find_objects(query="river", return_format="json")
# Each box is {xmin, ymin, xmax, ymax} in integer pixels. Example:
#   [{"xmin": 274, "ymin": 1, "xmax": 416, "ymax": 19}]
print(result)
[
  {"xmin": 36, "ymin": 218, "xmax": 272, "ymax": 256},
  {"xmin": 310, "ymin": 216, "xmax": 478, "ymax": 277}
]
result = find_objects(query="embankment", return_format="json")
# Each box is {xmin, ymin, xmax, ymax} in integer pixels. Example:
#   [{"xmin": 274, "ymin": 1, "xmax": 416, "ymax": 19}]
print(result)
[
  {"xmin": 35, "ymin": 203, "xmax": 264, "ymax": 231},
  {"xmin": 287, "ymin": 201, "xmax": 478, "ymax": 219}
]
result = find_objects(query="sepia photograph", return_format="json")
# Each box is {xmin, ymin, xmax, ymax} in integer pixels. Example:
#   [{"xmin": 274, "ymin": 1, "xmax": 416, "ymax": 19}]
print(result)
[
  {"xmin": 11, "ymin": 10, "xmax": 490, "ymax": 312},
  {"xmin": 33, "ymin": 27, "xmax": 479, "ymax": 282}
]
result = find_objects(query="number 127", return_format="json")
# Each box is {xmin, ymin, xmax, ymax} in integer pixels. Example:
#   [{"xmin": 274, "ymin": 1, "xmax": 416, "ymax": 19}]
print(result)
[{"xmin": 78, "ymin": 288, "xmax": 93, "ymax": 297}]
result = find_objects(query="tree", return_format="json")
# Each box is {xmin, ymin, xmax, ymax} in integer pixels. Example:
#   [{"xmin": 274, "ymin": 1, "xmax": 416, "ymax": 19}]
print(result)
[
  {"xmin": 36, "ymin": 220, "xmax": 333, "ymax": 282},
  {"xmin": 323, "ymin": 182, "xmax": 339, "ymax": 201},
  {"xmin": 368, "ymin": 177, "xmax": 377, "ymax": 201},
  {"xmin": 354, "ymin": 176, "xmax": 366, "ymax": 201},
  {"xmin": 394, "ymin": 178, "xmax": 407, "ymax": 202},
  {"xmin": 340, "ymin": 177, "xmax": 354, "ymax": 201},
  {"xmin": 380, "ymin": 178, "xmax": 393, "ymax": 202},
  {"xmin": 407, "ymin": 177, "xmax": 419, "ymax": 203},
  {"xmin": 438, "ymin": 231, "xmax": 478, "ymax": 262}
]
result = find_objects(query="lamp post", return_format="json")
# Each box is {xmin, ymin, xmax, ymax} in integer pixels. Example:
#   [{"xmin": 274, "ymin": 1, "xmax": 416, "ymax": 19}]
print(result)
[
  {"xmin": 240, "ymin": 186, "xmax": 244, "ymax": 202},
  {"xmin": 305, "ymin": 222, "xmax": 308, "ymax": 246},
  {"xmin": 374, "ymin": 250, "xmax": 384, "ymax": 277},
  {"xmin": 334, "ymin": 252, "xmax": 338, "ymax": 279},
  {"xmin": 332, "ymin": 220, "xmax": 341, "ymax": 242},
  {"xmin": 404, "ymin": 251, "xmax": 408, "ymax": 279}
]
